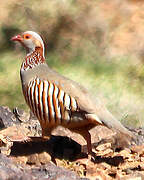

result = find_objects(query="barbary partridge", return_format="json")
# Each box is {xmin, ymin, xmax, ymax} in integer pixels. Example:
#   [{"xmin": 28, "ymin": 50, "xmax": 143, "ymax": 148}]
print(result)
[{"xmin": 11, "ymin": 31, "xmax": 136, "ymax": 156}]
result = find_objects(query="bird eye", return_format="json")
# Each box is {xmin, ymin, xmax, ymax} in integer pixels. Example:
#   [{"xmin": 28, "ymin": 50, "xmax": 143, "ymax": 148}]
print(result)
[
  {"xmin": 24, "ymin": 34, "xmax": 31, "ymax": 39},
  {"xmin": 25, "ymin": 35, "xmax": 30, "ymax": 39}
]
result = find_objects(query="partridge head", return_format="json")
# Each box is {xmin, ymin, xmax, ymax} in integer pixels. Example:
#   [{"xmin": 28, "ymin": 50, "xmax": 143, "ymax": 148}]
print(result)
[
  {"xmin": 12, "ymin": 31, "xmax": 137, "ymax": 157},
  {"xmin": 11, "ymin": 31, "xmax": 45, "ymax": 55}
]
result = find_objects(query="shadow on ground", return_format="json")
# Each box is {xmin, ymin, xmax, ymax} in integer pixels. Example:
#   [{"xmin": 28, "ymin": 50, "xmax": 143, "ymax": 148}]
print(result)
[{"xmin": 10, "ymin": 135, "xmax": 124, "ymax": 167}]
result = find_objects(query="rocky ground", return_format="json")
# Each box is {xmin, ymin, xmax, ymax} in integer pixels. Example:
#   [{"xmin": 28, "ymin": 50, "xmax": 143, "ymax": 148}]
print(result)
[{"xmin": 0, "ymin": 106, "xmax": 144, "ymax": 180}]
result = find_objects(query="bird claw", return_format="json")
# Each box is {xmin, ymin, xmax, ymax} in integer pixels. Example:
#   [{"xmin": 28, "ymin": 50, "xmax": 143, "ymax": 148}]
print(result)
[{"xmin": 21, "ymin": 136, "xmax": 33, "ymax": 143}]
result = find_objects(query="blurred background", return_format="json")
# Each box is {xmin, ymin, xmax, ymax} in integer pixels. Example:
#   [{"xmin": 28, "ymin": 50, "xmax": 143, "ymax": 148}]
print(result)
[{"xmin": 0, "ymin": 0, "xmax": 144, "ymax": 127}]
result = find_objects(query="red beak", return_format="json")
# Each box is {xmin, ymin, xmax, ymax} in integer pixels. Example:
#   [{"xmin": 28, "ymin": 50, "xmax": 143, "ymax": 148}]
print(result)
[{"xmin": 11, "ymin": 34, "xmax": 23, "ymax": 42}]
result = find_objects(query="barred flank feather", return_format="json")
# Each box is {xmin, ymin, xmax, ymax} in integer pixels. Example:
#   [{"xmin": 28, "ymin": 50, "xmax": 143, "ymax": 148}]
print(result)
[{"xmin": 27, "ymin": 78, "xmax": 78, "ymax": 125}]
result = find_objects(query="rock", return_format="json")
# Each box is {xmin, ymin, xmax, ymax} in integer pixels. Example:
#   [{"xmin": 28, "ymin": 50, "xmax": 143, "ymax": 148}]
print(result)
[
  {"xmin": 0, "ymin": 106, "xmax": 19, "ymax": 129},
  {"xmin": 29, "ymin": 163, "xmax": 84, "ymax": 180},
  {"xmin": 131, "ymin": 145, "xmax": 144, "ymax": 154},
  {"xmin": 127, "ymin": 127, "xmax": 144, "ymax": 145},
  {"xmin": 0, "ymin": 154, "xmax": 34, "ymax": 180},
  {"xmin": 0, "ymin": 154, "xmax": 84, "ymax": 180},
  {"xmin": 95, "ymin": 142, "xmax": 111, "ymax": 151},
  {"xmin": 26, "ymin": 152, "xmax": 51, "ymax": 165},
  {"xmin": 13, "ymin": 107, "xmax": 30, "ymax": 123},
  {"xmin": 116, "ymin": 172, "xmax": 144, "ymax": 180}
]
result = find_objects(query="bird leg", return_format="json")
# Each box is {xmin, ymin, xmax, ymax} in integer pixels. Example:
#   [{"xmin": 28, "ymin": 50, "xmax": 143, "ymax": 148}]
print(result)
[
  {"xmin": 41, "ymin": 128, "xmax": 52, "ymax": 140},
  {"xmin": 79, "ymin": 130, "xmax": 94, "ymax": 160}
]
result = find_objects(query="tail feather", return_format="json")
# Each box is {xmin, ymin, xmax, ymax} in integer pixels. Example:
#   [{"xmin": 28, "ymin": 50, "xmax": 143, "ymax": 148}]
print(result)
[{"xmin": 95, "ymin": 106, "xmax": 137, "ymax": 148}]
